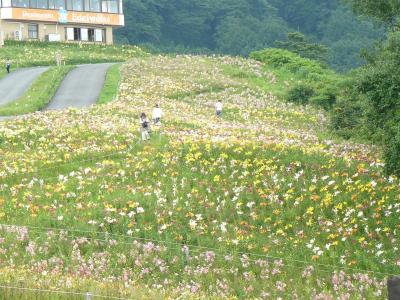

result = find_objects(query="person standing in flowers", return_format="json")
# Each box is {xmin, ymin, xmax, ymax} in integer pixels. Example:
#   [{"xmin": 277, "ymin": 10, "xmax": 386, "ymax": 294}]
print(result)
[
  {"xmin": 152, "ymin": 103, "xmax": 164, "ymax": 126},
  {"xmin": 215, "ymin": 100, "xmax": 223, "ymax": 117},
  {"xmin": 5, "ymin": 58, "xmax": 11, "ymax": 74},
  {"xmin": 140, "ymin": 112, "xmax": 151, "ymax": 141}
]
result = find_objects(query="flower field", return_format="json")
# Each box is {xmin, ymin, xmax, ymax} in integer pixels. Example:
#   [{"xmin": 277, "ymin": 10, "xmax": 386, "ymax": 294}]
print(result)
[{"xmin": 0, "ymin": 55, "xmax": 399, "ymax": 299}]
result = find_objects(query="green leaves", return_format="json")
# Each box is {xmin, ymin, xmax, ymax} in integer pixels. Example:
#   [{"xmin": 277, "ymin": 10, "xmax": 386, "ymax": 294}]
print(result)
[
  {"xmin": 343, "ymin": 0, "xmax": 400, "ymax": 24},
  {"xmin": 275, "ymin": 32, "xmax": 329, "ymax": 63}
]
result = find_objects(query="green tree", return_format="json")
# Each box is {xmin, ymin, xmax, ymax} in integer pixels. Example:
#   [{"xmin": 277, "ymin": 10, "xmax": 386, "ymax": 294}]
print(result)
[
  {"xmin": 114, "ymin": 0, "xmax": 385, "ymax": 70},
  {"xmin": 343, "ymin": 0, "xmax": 400, "ymax": 24},
  {"xmin": 275, "ymin": 32, "xmax": 329, "ymax": 62},
  {"xmin": 115, "ymin": 0, "xmax": 163, "ymax": 44},
  {"xmin": 319, "ymin": 6, "xmax": 384, "ymax": 71},
  {"xmin": 342, "ymin": 0, "xmax": 400, "ymax": 175}
]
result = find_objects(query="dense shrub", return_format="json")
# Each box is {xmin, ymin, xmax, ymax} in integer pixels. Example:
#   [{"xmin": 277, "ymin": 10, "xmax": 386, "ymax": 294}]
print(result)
[
  {"xmin": 309, "ymin": 86, "xmax": 338, "ymax": 110},
  {"xmin": 251, "ymin": 48, "xmax": 341, "ymax": 109},
  {"xmin": 310, "ymin": 93, "xmax": 335, "ymax": 110},
  {"xmin": 384, "ymin": 124, "xmax": 400, "ymax": 176},
  {"xmin": 330, "ymin": 99, "xmax": 364, "ymax": 139},
  {"xmin": 250, "ymin": 48, "xmax": 327, "ymax": 75},
  {"xmin": 286, "ymin": 84, "xmax": 315, "ymax": 105}
]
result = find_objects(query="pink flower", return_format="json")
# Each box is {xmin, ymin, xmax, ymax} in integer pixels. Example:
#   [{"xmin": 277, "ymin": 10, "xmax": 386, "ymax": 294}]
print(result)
[
  {"xmin": 275, "ymin": 281, "xmax": 286, "ymax": 292},
  {"xmin": 25, "ymin": 241, "xmax": 35, "ymax": 256}
]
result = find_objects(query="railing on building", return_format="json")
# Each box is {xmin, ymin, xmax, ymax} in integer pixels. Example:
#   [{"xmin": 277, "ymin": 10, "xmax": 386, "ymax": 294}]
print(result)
[{"xmin": 0, "ymin": 0, "xmax": 122, "ymax": 14}]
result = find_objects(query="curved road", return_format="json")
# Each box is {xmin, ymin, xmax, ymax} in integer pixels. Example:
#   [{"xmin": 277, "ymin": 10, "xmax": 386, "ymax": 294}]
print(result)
[
  {"xmin": 46, "ymin": 63, "xmax": 114, "ymax": 110},
  {"xmin": 0, "ymin": 67, "xmax": 49, "ymax": 106}
]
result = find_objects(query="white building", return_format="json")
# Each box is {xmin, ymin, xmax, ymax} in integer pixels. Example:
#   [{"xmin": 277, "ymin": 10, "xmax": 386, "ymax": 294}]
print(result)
[{"xmin": 0, "ymin": 0, "xmax": 124, "ymax": 44}]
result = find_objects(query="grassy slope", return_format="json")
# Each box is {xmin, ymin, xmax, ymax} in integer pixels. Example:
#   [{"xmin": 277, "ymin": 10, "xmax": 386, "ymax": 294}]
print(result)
[
  {"xmin": 97, "ymin": 63, "xmax": 121, "ymax": 104},
  {"xmin": 0, "ymin": 66, "xmax": 73, "ymax": 116},
  {"xmin": 0, "ymin": 55, "xmax": 398, "ymax": 299},
  {"xmin": 0, "ymin": 40, "xmax": 146, "ymax": 67}
]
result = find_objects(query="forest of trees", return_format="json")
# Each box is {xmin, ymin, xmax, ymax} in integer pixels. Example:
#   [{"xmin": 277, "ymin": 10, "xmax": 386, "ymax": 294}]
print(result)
[{"xmin": 114, "ymin": 0, "xmax": 385, "ymax": 71}]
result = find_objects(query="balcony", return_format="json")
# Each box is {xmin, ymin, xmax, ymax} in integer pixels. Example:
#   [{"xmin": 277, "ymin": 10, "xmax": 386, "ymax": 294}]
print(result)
[
  {"xmin": 0, "ymin": 0, "xmax": 124, "ymax": 26},
  {"xmin": 1, "ymin": 0, "xmax": 122, "ymax": 14}
]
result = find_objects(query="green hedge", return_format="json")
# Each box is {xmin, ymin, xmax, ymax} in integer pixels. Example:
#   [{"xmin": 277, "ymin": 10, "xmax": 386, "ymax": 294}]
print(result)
[{"xmin": 250, "ymin": 48, "xmax": 328, "ymax": 76}]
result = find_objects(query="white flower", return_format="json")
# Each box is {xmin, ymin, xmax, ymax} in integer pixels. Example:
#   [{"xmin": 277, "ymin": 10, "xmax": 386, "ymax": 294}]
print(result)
[
  {"xmin": 137, "ymin": 207, "xmax": 145, "ymax": 214},
  {"xmin": 246, "ymin": 202, "xmax": 255, "ymax": 209},
  {"xmin": 189, "ymin": 219, "xmax": 197, "ymax": 230},
  {"xmin": 220, "ymin": 222, "xmax": 227, "ymax": 233},
  {"xmin": 57, "ymin": 216, "xmax": 64, "ymax": 221}
]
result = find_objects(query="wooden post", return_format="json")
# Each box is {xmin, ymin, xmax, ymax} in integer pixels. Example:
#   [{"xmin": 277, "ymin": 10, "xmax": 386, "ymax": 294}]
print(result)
[{"xmin": 388, "ymin": 276, "xmax": 400, "ymax": 300}]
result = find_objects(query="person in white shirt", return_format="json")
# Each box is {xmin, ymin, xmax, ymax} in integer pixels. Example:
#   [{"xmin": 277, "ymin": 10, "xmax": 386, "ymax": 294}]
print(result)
[
  {"xmin": 215, "ymin": 100, "xmax": 223, "ymax": 117},
  {"xmin": 152, "ymin": 103, "xmax": 164, "ymax": 125}
]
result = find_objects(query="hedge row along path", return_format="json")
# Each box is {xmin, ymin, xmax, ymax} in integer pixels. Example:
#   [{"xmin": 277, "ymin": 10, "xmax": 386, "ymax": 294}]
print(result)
[{"xmin": 0, "ymin": 67, "xmax": 49, "ymax": 106}]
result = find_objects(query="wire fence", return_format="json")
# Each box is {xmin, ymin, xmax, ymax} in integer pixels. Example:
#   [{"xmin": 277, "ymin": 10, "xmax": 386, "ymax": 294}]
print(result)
[
  {"xmin": 0, "ymin": 222, "xmax": 398, "ymax": 278},
  {"xmin": 0, "ymin": 285, "xmax": 131, "ymax": 300}
]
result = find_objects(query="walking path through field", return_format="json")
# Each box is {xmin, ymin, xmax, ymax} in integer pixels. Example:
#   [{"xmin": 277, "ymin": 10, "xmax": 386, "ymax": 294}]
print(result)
[
  {"xmin": 0, "ymin": 67, "xmax": 49, "ymax": 106},
  {"xmin": 46, "ymin": 63, "xmax": 114, "ymax": 110}
]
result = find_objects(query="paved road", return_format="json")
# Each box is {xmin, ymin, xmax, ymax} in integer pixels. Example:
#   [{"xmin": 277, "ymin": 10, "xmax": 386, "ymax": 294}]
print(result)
[
  {"xmin": 47, "ymin": 63, "xmax": 114, "ymax": 110},
  {"xmin": 0, "ymin": 67, "xmax": 49, "ymax": 106}
]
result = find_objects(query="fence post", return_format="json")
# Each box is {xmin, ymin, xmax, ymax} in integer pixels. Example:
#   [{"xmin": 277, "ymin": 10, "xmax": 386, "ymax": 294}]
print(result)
[{"xmin": 388, "ymin": 276, "xmax": 400, "ymax": 300}]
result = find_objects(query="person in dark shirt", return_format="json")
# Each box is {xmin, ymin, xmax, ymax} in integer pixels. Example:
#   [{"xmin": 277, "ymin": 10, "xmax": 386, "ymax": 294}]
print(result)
[
  {"xmin": 140, "ymin": 112, "xmax": 151, "ymax": 141},
  {"xmin": 5, "ymin": 59, "xmax": 11, "ymax": 74}
]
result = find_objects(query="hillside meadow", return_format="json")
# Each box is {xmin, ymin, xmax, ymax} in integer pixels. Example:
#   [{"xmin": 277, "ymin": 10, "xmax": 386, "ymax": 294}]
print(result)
[
  {"xmin": 0, "ymin": 41, "xmax": 146, "ymax": 68},
  {"xmin": 0, "ymin": 54, "xmax": 399, "ymax": 299}
]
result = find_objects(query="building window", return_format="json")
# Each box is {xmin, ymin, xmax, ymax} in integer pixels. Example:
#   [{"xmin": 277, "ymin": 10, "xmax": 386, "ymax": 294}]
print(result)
[
  {"xmin": 30, "ymin": 0, "xmax": 37, "ymax": 8},
  {"xmin": 65, "ymin": 27, "xmax": 105, "ymax": 42},
  {"xmin": 37, "ymin": 0, "xmax": 48, "ymax": 8},
  {"xmin": 28, "ymin": 24, "xmax": 38, "ymax": 39},
  {"xmin": 71, "ymin": 0, "xmax": 83, "ymax": 10},
  {"xmin": 88, "ymin": 28, "xmax": 95, "ymax": 41},
  {"xmin": 81, "ymin": 28, "xmax": 88, "ymax": 41},
  {"xmin": 11, "ymin": 0, "xmax": 29, "ymax": 7},
  {"xmin": 30, "ymin": 0, "xmax": 47, "ymax": 8},
  {"xmin": 101, "ymin": 0, "xmax": 118, "ymax": 13},
  {"xmin": 49, "ymin": 0, "xmax": 65, "ymax": 8},
  {"xmin": 73, "ymin": 27, "xmax": 81, "ymax": 40},
  {"xmin": 55, "ymin": 0, "xmax": 65, "ymax": 8},
  {"xmin": 66, "ymin": 27, "xmax": 74, "ymax": 40},
  {"xmin": 89, "ymin": 0, "xmax": 100, "ymax": 12},
  {"xmin": 95, "ymin": 28, "xmax": 105, "ymax": 42},
  {"xmin": 12, "ymin": 0, "xmax": 119, "ymax": 11}
]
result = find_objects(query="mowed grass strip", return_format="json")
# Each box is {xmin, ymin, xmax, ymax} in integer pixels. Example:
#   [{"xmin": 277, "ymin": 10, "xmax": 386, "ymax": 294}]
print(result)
[
  {"xmin": 0, "ymin": 66, "xmax": 73, "ymax": 116},
  {"xmin": 97, "ymin": 63, "xmax": 121, "ymax": 104},
  {"xmin": 0, "ymin": 40, "xmax": 147, "ymax": 67}
]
